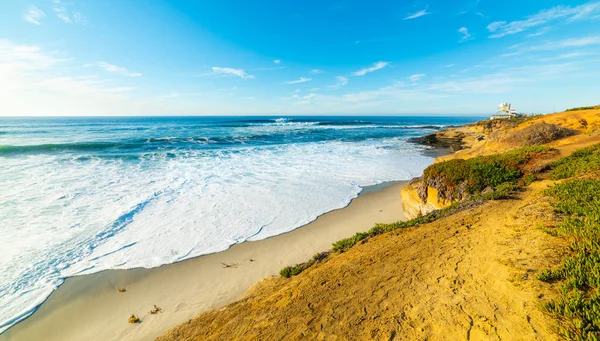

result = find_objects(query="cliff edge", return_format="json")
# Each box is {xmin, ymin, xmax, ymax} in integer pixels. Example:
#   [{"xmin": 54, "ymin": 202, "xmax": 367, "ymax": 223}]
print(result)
[{"xmin": 157, "ymin": 106, "xmax": 600, "ymax": 341}]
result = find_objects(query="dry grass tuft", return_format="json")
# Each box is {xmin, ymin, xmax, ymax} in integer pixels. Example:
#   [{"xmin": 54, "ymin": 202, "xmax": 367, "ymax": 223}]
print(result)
[
  {"xmin": 128, "ymin": 314, "xmax": 140, "ymax": 324},
  {"xmin": 505, "ymin": 122, "xmax": 576, "ymax": 146}
]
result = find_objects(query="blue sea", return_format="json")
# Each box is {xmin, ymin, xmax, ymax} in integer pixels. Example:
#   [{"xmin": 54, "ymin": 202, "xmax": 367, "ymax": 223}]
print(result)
[{"xmin": 0, "ymin": 115, "xmax": 481, "ymax": 332}]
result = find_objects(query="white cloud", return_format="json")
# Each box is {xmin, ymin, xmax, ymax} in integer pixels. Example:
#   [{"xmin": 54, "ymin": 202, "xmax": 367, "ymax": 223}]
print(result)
[
  {"xmin": 458, "ymin": 27, "xmax": 472, "ymax": 42},
  {"xmin": 0, "ymin": 40, "xmax": 152, "ymax": 116},
  {"xmin": 487, "ymin": 2, "xmax": 600, "ymax": 38},
  {"xmin": 331, "ymin": 76, "xmax": 348, "ymax": 88},
  {"xmin": 517, "ymin": 35, "xmax": 600, "ymax": 52},
  {"xmin": 211, "ymin": 67, "xmax": 254, "ymax": 79},
  {"xmin": 52, "ymin": 0, "xmax": 86, "ymax": 24},
  {"xmin": 404, "ymin": 9, "xmax": 430, "ymax": 20},
  {"xmin": 24, "ymin": 5, "xmax": 46, "ymax": 25},
  {"xmin": 352, "ymin": 61, "xmax": 389, "ymax": 76},
  {"xmin": 311, "ymin": 69, "xmax": 324, "ymax": 74},
  {"xmin": 409, "ymin": 74, "xmax": 426, "ymax": 82},
  {"xmin": 273, "ymin": 59, "xmax": 281, "ymax": 64},
  {"xmin": 90, "ymin": 62, "xmax": 142, "ymax": 77},
  {"xmin": 527, "ymin": 26, "xmax": 551, "ymax": 37},
  {"xmin": 285, "ymin": 77, "xmax": 312, "ymax": 84}
]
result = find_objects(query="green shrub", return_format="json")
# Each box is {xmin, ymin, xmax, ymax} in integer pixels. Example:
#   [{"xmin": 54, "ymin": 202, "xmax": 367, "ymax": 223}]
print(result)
[
  {"xmin": 566, "ymin": 105, "xmax": 600, "ymax": 112},
  {"xmin": 280, "ymin": 252, "xmax": 330, "ymax": 278},
  {"xmin": 537, "ymin": 268, "xmax": 563, "ymax": 283},
  {"xmin": 421, "ymin": 146, "xmax": 555, "ymax": 203},
  {"xmin": 549, "ymin": 143, "xmax": 600, "ymax": 180},
  {"xmin": 481, "ymin": 182, "xmax": 520, "ymax": 200},
  {"xmin": 332, "ymin": 199, "xmax": 484, "ymax": 253},
  {"xmin": 540, "ymin": 179, "xmax": 600, "ymax": 340},
  {"xmin": 520, "ymin": 174, "xmax": 537, "ymax": 187}
]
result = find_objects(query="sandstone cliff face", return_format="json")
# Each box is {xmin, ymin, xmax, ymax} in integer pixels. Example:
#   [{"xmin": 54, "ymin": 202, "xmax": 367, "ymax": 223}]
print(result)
[{"xmin": 401, "ymin": 181, "xmax": 452, "ymax": 219}]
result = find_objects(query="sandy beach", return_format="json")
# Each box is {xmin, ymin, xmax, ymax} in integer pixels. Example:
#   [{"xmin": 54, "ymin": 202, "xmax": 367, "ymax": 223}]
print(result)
[{"xmin": 1, "ymin": 181, "xmax": 408, "ymax": 341}]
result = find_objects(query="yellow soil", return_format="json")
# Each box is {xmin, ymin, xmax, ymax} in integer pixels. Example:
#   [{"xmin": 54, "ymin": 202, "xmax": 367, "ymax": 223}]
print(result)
[
  {"xmin": 158, "ymin": 108, "xmax": 600, "ymax": 341},
  {"xmin": 158, "ymin": 184, "xmax": 563, "ymax": 341},
  {"xmin": 439, "ymin": 108, "xmax": 600, "ymax": 162}
]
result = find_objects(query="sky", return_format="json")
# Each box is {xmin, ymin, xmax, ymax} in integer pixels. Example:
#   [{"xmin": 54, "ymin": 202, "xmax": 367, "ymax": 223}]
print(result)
[{"xmin": 1, "ymin": 0, "xmax": 600, "ymax": 116}]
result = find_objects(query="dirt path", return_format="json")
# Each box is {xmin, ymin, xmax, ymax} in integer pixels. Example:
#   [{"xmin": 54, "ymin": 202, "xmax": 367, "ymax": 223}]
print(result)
[{"xmin": 158, "ymin": 184, "xmax": 563, "ymax": 341}]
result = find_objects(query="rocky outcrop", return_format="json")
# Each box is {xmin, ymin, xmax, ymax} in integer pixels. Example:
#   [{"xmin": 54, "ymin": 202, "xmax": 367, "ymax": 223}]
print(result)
[
  {"xmin": 401, "ymin": 179, "xmax": 452, "ymax": 219},
  {"xmin": 409, "ymin": 129, "xmax": 467, "ymax": 152}
]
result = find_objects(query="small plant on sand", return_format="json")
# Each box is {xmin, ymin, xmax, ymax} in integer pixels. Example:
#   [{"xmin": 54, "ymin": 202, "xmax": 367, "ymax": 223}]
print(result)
[
  {"xmin": 539, "ymin": 179, "xmax": 600, "ymax": 340},
  {"xmin": 149, "ymin": 305, "xmax": 162, "ymax": 314},
  {"xmin": 549, "ymin": 143, "xmax": 600, "ymax": 180},
  {"xmin": 118, "ymin": 288, "xmax": 126, "ymax": 293},
  {"xmin": 128, "ymin": 314, "xmax": 140, "ymax": 324}
]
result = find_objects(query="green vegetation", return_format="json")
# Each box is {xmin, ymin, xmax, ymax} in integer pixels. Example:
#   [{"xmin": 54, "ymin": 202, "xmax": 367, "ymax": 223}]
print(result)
[
  {"xmin": 280, "ymin": 252, "xmax": 329, "ymax": 278},
  {"xmin": 331, "ymin": 200, "xmax": 483, "ymax": 253},
  {"xmin": 566, "ymin": 105, "xmax": 600, "ymax": 112},
  {"xmin": 549, "ymin": 143, "xmax": 600, "ymax": 180},
  {"xmin": 421, "ymin": 146, "xmax": 555, "ymax": 203},
  {"xmin": 280, "ymin": 200, "xmax": 485, "ymax": 277},
  {"xmin": 539, "ymin": 179, "xmax": 600, "ymax": 340}
]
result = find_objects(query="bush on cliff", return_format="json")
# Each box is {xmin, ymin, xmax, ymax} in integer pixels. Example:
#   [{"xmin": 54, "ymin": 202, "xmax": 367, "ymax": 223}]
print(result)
[
  {"xmin": 566, "ymin": 105, "xmax": 600, "ymax": 111},
  {"xmin": 280, "ymin": 252, "xmax": 329, "ymax": 278},
  {"xmin": 419, "ymin": 146, "xmax": 556, "ymax": 203},
  {"xmin": 504, "ymin": 122, "xmax": 576, "ymax": 147}
]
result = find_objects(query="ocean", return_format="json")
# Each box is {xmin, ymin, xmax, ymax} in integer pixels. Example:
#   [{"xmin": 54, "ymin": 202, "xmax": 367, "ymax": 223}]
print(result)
[{"xmin": 0, "ymin": 115, "xmax": 481, "ymax": 333}]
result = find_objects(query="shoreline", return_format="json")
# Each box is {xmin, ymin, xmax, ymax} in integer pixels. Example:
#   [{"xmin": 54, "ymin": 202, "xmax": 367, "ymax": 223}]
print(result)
[{"xmin": 1, "ymin": 180, "xmax": 411, "ymax": 341}]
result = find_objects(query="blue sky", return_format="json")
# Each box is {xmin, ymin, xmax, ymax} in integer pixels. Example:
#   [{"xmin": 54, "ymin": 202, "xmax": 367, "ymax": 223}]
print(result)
[{"xmin": 1, "ymin": 0, "xmax": 599, "ymax": 116}]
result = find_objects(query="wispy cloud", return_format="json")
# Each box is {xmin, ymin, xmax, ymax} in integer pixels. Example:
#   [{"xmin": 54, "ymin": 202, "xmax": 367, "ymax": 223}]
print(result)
[
  {"xmin": 211, "ymin": 67, "xmax": 254, "ymax": 79},
  {"xmin": 540, "ymin": 51, "xmax": 595, "ymax": 62},
  {"xmin": 404, "ymin": 8, "xmax": 430, "ymax": 20},
  {"xmin": 24, "ymin": 5, "xmax": 46, "ymax": 25},
  {"xmin": 409, "ymin": 74, "xmax": 426, "ymax": 82},
  {"xmin": 352, "ymin": 61, "xmax": 389, "ymax": 76},
  {"xmin": 527, "ymin": 26, "xmax": 551, "ymax": 37},
  {"xmin": 458, "ymin": 27, "xmax": 472, "ymax": 42},
  {"xmin": 0, "ymin": 40, "xmax": 151, "ymax": 116},
  {"xmin": 285, "ymin": 77, "xmax": 312, "ymax": 84},
  {"xmin": 88, "ymin": 62, "xmax": 142, "ymax": 77},
  {"xmin": 487, "ymin": 2, "xmax": 600, "ymax": 38},
  {"xmin": 515, "ymin": 35, "xmax": 600, "ymax": 52},
  {"xmin": 52, "ymin": 0, "xmax": 86, "ymax": 24},
  {"xmin": 273, "ymin": 59, "xmax": 281, "ymax": 64},
  {"xmin": 330, "ymin": 76, "xmax": 349, "ymax": 88},
  {"xmin": 311, "ymin": 69, "xmax": 325, "ymax": 74}
]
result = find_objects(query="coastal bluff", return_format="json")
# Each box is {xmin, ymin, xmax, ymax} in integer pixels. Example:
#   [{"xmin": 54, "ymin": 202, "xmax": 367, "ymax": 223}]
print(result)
[
  {"xmin": 402, "ymin": 108, "xmax": 599, "ymax": 219},
  {"xmin": 157, "ymin": 106, "xmax": 600, "ymax": 340}
]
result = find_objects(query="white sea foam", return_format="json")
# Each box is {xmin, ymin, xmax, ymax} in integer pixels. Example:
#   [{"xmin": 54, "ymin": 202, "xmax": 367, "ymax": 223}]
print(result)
[{"xmin": 0, "ymin": 138, "xmax": 433, "ymax": 333}]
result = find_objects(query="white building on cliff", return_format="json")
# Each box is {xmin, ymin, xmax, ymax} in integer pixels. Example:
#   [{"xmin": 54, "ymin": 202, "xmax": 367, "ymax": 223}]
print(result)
[{"xmin": 490, "ymin": 103, "xmax": 521, "ymax": 120}]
